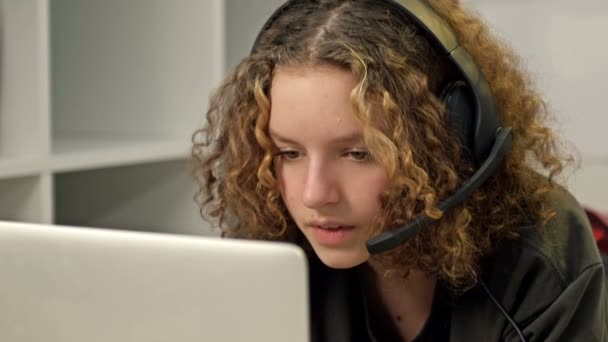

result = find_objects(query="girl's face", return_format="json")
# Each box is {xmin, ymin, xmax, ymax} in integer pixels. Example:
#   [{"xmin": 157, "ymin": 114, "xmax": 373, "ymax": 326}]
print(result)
[{"xmin": 269, "ymin": 64, "xmax": 389, "ymax": 269}]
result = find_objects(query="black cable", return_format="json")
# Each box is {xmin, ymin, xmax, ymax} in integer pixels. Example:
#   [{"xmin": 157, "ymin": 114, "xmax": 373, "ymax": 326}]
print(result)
[{"xmin": 479, "ymin": 279, "xmax": 527, "ymax": 342}]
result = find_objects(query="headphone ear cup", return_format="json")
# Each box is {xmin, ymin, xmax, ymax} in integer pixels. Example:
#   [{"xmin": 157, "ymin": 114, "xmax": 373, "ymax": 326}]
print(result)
[{"xmin": 439, "ymin": 80, "xmax": 476, "ymax": 157}]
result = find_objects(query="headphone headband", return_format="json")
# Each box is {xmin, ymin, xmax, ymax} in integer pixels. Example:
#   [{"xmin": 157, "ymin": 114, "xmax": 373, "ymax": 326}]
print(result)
[{"xmin": 387, "ymin": 0, "xmax": 501, "ymax": 163}]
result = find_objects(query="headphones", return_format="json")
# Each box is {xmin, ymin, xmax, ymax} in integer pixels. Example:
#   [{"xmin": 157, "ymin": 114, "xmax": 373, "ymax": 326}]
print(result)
[{"xmin": 252, "ymin": 1, "xmax": 522, "ymax": 340}]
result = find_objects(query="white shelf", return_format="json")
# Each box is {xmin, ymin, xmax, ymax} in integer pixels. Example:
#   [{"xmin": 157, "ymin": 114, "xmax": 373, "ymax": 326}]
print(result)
[
  {"xmin": 50, "ymin": 136, "xmax": 190, "ymax": 173},
  {"xmin": 0, "ymin": 138, "xmax": 191, "ymax": 178},
  {"xmin": 0, "ymin": 157, "xmax": 47, "ymax": 179}
]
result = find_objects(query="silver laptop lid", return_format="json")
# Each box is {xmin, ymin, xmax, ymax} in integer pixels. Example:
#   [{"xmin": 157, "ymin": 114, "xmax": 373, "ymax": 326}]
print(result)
[{"xmin": 0, "ymin": 220, "xmax": 310, "ymax": 342}]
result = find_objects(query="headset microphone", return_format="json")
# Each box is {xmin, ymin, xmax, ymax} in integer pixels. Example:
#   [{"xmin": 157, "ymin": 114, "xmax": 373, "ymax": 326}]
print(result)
[{"xmin": 366, "ymin": 127, "xmax": 513, "ymax": 255}]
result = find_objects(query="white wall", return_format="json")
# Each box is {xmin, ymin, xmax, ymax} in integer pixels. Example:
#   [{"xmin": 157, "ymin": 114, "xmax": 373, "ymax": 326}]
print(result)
[
  {"xmin": 224, "ymin": 0, "xmax": 284, "ymax": 71},
  {"xmin": 466, "ymin": 0, "xmax": 608, "ymax": 211}
]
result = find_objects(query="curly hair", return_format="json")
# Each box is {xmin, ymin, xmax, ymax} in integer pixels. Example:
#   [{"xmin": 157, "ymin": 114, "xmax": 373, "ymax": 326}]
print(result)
[{"xmin": 190, "ymin": 0, "xmax": 574, "ymax": 291}]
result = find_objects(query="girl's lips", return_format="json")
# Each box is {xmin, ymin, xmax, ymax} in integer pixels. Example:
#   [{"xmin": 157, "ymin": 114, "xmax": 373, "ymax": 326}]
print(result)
[{"xmin": 310, "ymin": 226, "xmax": 355, "ymax": 246}]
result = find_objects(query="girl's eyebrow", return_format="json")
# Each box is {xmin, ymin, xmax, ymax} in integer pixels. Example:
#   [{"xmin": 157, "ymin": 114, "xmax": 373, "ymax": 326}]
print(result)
[
  {"xmin": 268, "ymin": 129, "xmax": 365, "ymax": 145},
  {"xmin": 268, "ymin": 129, "xmax": 300, "ymax": 145}
]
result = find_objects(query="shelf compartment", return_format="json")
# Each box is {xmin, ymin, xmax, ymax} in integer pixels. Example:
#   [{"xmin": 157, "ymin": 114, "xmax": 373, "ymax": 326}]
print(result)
[
  {"xmin": 54, "ymin": 159, "xmax": 211, "ymax": 235},
  {"xmin": 0, "ymin": 176, "xmax": 45, "ymax": 223},
  {"xmin": 50, "ymin": 0, "xmax": 223, "ymax": 146}
]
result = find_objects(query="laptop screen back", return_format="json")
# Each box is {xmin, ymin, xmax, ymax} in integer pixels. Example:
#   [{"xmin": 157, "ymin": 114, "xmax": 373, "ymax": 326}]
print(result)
[{"xmin": 0, "ymin": 220, "xmax": 310, "ymax": 342}]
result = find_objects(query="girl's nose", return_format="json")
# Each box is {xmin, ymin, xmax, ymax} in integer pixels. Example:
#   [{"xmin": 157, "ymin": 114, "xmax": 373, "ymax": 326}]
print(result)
[{"xmin": 301, "ymin": 163, "xmax": 340, "ymax": 209}]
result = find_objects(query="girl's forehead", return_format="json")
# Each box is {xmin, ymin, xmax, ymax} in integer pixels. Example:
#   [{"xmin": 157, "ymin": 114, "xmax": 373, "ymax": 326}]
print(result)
[{"xmin": 268, "ymin": 65, "xmax": 363, "ymax": 139}]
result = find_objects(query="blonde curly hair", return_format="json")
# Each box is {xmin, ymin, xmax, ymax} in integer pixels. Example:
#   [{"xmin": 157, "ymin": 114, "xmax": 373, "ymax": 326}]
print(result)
[{"xmin": 191, "ymin": 0, "xmax": 574, "ymax": 291}]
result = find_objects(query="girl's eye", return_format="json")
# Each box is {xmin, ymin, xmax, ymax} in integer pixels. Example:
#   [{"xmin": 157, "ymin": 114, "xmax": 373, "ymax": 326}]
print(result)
[
  {"xmin": 347, "ymin": 150, "xmax": 371, "ymax": 161},
  {"xmin": 275, "ymin": 150, "xmax": 301, "ymax": 160}
]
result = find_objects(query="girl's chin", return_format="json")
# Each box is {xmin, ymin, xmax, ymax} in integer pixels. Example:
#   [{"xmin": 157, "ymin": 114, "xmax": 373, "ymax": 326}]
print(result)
[{"xmin": 312, "ymin": 246, "xmax": 370, "ymax": 269}]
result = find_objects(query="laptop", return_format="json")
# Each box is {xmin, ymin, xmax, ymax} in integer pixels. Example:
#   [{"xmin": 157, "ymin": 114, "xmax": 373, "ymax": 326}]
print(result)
[{"xmin": 0, "ymin": 220, "xmax": 310, "ymax": 342}]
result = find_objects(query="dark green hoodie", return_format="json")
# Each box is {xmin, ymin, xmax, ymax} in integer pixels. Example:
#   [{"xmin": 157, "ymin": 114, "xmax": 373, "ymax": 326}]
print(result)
[{"xmin": 308, "ymin": 189, "xmax": 608, "ymax": 341}]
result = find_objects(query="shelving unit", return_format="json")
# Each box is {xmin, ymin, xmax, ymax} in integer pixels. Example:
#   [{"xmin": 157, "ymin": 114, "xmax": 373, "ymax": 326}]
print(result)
[{"xmin": 0, "ymin": 0, "xmax": 223, "ymax": 235}]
